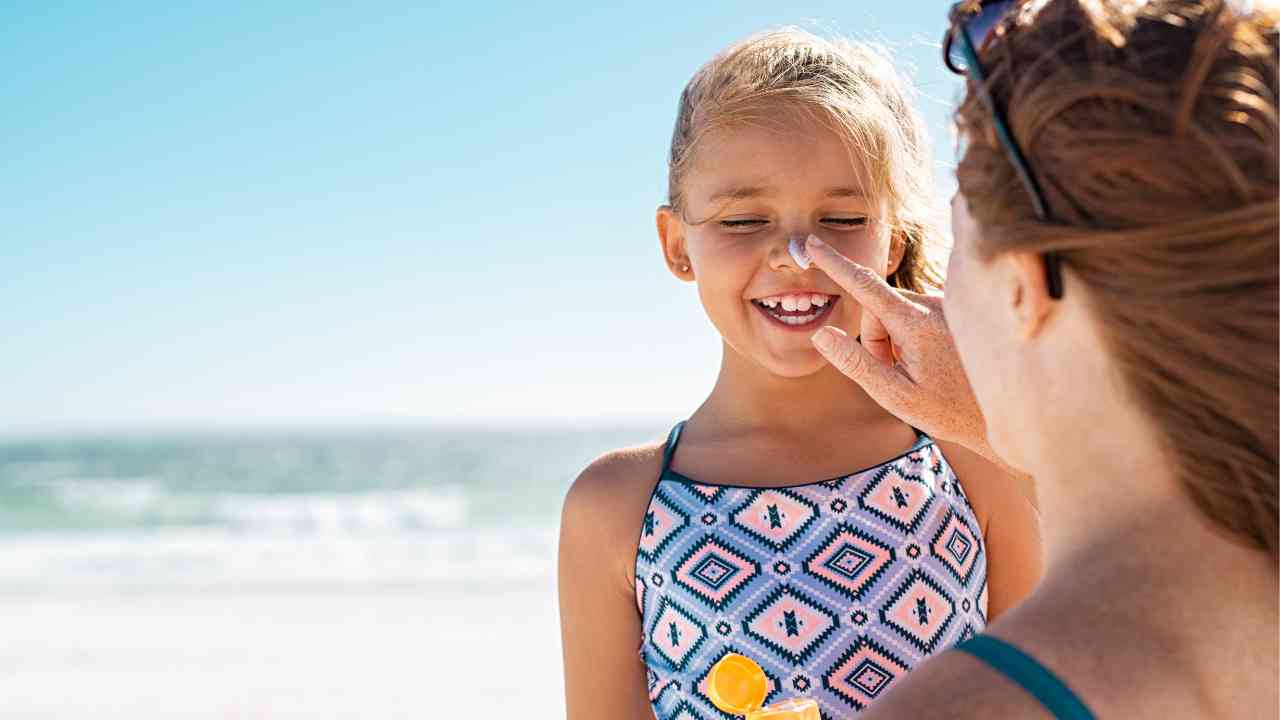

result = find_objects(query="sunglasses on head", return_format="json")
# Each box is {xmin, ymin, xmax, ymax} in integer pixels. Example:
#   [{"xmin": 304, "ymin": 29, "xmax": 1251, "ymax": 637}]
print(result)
[{"xmin": 943, "ymin": 0, "xmax": 1065, "ymax": 299}]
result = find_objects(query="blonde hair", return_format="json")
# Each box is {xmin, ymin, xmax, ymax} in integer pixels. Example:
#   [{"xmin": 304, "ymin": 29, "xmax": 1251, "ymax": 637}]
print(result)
[
  {"xmin": 955, "ymin": 0, "xmax": 1279, "ymax": 554},
  {"xmin": 667, "ymin": 28, "xmax": 944, "ymax": 292}
]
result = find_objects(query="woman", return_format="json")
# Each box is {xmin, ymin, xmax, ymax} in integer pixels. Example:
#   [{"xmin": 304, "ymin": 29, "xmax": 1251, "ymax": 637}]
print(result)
[{"xmin": 807, "ymin": 0, "xmax": 1278, "ymax": 716}]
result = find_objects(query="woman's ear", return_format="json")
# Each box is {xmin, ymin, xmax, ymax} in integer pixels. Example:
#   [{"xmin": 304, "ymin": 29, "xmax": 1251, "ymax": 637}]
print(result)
[
  {"xmin": 1007, "ymin": 251, "xmax": 1055, "ymax": 339},
  {"xmin": 657, "ymin": 205, "xmax": 695, "ymax": 281}
]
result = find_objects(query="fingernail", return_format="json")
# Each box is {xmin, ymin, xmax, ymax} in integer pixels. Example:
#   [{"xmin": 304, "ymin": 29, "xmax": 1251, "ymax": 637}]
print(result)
[
  {"xmin": 811, "ymin": 327, "xmax": 835, "ymax": 353},
  {"xmin": 806, "ymin": 234, "xmax": 825, "ymax": 251}
]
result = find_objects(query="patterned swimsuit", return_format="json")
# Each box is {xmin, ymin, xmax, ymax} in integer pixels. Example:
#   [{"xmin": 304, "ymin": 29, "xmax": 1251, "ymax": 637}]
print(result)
[{"xmin": 636, "ymin": 422, "xmax": 988, "ymax": 719}]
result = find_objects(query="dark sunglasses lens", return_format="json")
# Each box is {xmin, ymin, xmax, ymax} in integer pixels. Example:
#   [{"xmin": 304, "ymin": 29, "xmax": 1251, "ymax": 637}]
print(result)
[{"xmin": 951, "ymin": 0, "xmax": 1017, "ymax": 72}]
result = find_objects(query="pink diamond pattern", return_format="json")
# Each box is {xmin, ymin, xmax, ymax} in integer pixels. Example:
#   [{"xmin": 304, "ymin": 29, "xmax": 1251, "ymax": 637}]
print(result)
[
  {"xmin": 636, "ymin": 430, "xmax": 988, "ymax": 720},
  {"xmin": 880, "ymin": 569, "xmax": 957, "ymax": 653},
  {"xmin": 803, "ymin": 524, "xmax": 896, "ymax": 601},
  {"xmin": 743, "ymin": 586, "xmax": 839, "ymax": 664},
  {"xmin": 649, "ymin": 597, "xmax": 708, "ymax": 671},
  {"xmin": 638, "ymin": 488, "xmax": 689, "ymax": 562},
  {"xmin": 673, "ymin": 536, "xmax": 760, "ymax": 611},
  {"xmin": 858, "ymin": 466, "xmax": 934, "ymax": 533},
  {"xmin": 822, "ymin": 636, "xmax": 910, "ymax": 711},
  {"xmin": 931, "ymin": 507, "xmax": 980, "ymax": 584},
  {"xmin": 687, "ymin": 483, "xmax": 725, "ymax": 503},
  {"xmin": 731, "ymin": 489, "xmax": 819, "ymax": 551}
]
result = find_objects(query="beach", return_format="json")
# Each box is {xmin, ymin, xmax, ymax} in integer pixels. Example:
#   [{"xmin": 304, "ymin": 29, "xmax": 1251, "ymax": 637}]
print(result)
[
  {"xmin": 1, "ymin": 579, "xmax": 563, "ymax": 718},
  {"xmin": 0, "ymin": 427, "xmax": 661, "ymax": 719}
]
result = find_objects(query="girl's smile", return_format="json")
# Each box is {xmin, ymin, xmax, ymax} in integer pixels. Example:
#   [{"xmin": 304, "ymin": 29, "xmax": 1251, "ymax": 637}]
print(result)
[
  {"xmin": 656, "ymin": 110, "xmax": 897, "ymax": 378},
  {"xmin": 750, "ymin": 291, "xmax": 839, "ymax": 330}
]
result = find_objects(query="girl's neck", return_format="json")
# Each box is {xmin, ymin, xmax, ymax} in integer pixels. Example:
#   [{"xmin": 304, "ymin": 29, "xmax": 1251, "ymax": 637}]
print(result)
[{"xmin": 692, "ymin": 342, "xmax": 896, "ymax": 435}]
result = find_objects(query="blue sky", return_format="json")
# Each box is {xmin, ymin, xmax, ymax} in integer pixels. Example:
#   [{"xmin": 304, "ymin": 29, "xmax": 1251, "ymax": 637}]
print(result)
[{"xmin": 2, "ymin": 2, "xmax": 964, "ymax": 434}]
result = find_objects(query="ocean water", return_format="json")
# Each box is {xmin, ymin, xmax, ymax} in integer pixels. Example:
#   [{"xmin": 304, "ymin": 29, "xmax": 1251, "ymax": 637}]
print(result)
[
  {"xmin": 0, "ymin": 426, "xmax": 663, "ymax": 589},
  {"xmin": 0, "ymin": 425, "xmax": 665, "ymax": 718}
]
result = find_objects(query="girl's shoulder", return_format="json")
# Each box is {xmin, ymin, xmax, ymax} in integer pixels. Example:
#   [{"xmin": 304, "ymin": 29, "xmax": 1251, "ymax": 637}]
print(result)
[
  {"xmin": 565, "ymin": 441, "xmax": 668, "ymax": 520},
  {"xmin": 935, "ymin": 439, "xmax": 1038, "ymax": 536},
  {"xmin": 937, "ymin": 439, "xmax": 1044, "ymax": 621},
  {"xmin": 560, "ymin": 440, "xmax": 669, "ymax": 587}
]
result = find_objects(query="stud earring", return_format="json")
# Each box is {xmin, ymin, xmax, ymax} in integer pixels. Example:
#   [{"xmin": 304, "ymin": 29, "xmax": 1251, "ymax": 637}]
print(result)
[{"xmin": 680, "ymin": 264, "xmax": 690, "ymax": 272}]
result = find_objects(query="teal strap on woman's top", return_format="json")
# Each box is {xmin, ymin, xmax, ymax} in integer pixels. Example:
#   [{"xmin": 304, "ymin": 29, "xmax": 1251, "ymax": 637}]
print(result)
[
  {"xmin": 955, "ymin": 635, "xmax": 1096, "ymax": 720},
  {"xmin": 661, "ymin": 421, "xmax": 686, "ymax": 475}
]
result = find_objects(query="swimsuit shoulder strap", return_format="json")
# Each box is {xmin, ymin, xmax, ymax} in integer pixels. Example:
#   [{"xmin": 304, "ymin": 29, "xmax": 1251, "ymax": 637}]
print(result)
[
  {"xmin": 660, "ymin": 421, "xmax": 687, "ymax": 476},
  {"xmin": 910, "ymin": 426, "xmax": 931, "ymax": 449},
  {"xmin": 954, "ymin": 635, "xmax": 1096, "ymax": 720}
]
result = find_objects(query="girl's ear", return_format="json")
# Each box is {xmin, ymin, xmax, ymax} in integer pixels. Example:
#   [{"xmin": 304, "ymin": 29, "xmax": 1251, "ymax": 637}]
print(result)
[
  {"xmin": 885, "ymin": 226, "xmax": 908, "ymax": 278},
  {"xmin": 657, "ymin": 205, "xmax": 695, "ymax": 281}
]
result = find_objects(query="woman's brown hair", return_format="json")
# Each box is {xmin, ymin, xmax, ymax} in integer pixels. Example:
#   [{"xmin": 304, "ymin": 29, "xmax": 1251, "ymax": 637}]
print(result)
[{"xmin": 956, "ymin": 0, "xmax": 1279, "ymax": 555}]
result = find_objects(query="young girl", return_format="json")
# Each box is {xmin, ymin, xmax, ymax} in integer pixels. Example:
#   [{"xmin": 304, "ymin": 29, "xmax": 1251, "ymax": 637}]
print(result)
[{"xmin": 559, "ymin": 29, "xmax": 1042, "ymax": 720}]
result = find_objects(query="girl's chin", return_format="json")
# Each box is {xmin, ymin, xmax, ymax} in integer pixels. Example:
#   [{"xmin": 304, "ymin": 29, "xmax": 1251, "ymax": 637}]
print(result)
[{"xmin": 757, "ymin": 350, "xmax": 831, "ymax": 379}]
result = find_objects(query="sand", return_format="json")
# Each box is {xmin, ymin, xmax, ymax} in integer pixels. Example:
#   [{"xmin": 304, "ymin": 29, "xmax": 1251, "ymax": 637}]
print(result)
[{"xmin": 0, "ymin": 581, "xmax": 565, "ymax": 719}]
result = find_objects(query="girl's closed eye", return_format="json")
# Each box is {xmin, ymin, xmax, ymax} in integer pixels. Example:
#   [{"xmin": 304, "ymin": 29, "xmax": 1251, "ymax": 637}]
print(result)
[
  {"xmin": 820, "ymin": 216, "xmax": 868, "ymax": 229},
  {"xmin": 719, "ymin": 217, "xmax": 770, "ymax": 231}
]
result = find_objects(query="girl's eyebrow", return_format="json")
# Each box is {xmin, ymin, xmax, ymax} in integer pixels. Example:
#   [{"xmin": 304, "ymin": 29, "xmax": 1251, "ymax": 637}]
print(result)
[
  {"xmin": 707, "ymin": 185, "xmax": 772, "ymax": 203},
  {"xmin": 825, "ymin": 186, "xmax": 865, "ymax": 199},
  {"xmin": 706, "ymin": 185, "xmax": 866, "ymax": 203}
]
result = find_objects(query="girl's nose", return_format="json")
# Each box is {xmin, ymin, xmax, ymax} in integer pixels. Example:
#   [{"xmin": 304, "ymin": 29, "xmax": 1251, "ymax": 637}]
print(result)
[
  {"xmin": 769, "ymin": 233, "xmax": 814, "ymax": 272},
  {"xmin": 788, "ymin": 234, "xmax": 814, "ymax": 269}
]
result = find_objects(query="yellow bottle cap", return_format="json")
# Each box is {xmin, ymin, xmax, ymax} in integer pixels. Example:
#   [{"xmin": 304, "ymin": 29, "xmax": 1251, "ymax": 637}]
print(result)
[{"xmin": 707, "ymin": 653, "xmax": 769, "ymax": 716}]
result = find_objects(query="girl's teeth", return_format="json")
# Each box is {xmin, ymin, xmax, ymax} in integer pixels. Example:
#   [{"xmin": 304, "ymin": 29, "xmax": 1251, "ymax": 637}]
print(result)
[
  {"xmin": 754, "ymin": 294, "xmax": 833, "ymax": 315},
  {"xmin": 779, "ymin": 314, "xmax": 818, "ymax": 325}
]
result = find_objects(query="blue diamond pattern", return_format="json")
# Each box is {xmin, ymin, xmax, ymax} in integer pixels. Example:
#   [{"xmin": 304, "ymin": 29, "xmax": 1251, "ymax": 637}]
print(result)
[
  {"xmin": 847, "ymin": 658, "xmax": 893, "ymax": 699},
  {"xmin": 945, "ymin": 527, "xmax": 973, "ymax": 565},
  {"xmin": 824, "ymin": 544, "xmax": 875, "ymax": 581},
  {"xmin": 691, "ymin": 554, "xmax": 739, "ymax": 590}
]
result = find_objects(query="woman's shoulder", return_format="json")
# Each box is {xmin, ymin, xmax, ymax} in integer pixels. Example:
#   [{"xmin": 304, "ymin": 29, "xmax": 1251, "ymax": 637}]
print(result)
[
  {"xmin": 862, "ymin": 596, "xmax": 1084, "ymax": 719},
  {"xmin": 857, "ymin": 630, "xmax": 1057, "ymax": 719}
]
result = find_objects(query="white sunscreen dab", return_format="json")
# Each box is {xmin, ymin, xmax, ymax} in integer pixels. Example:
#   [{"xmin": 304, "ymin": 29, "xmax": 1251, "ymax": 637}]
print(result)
[{"xmin": 788, "ymin": 234, "xmax": 815, "ymax": 269}]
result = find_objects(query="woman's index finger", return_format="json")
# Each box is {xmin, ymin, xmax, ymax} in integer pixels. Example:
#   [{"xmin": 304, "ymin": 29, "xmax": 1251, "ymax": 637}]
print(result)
[{"xmin": 805, "ymin": 236, "xmax": 914, "ymax": 324}]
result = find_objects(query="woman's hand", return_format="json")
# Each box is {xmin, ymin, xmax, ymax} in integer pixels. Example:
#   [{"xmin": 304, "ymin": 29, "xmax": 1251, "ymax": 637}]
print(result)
[{"xmin": 805, "ymin": 236, "xmax": 1018, "ymax": 473}]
